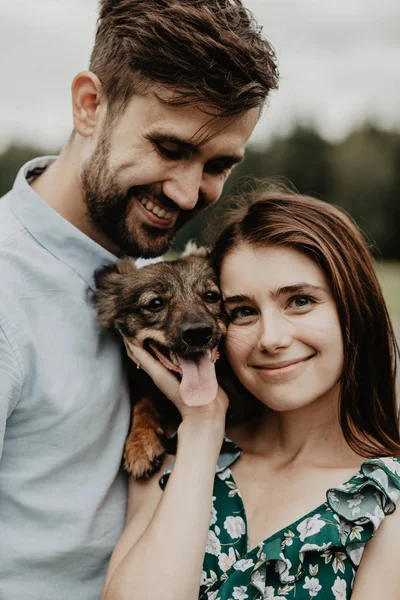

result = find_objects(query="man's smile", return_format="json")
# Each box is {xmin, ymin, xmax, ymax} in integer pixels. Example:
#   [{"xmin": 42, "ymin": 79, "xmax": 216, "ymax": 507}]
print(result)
[{"xmin": 135, "ymin": 195, "xmax": 178, "ymax": 229}]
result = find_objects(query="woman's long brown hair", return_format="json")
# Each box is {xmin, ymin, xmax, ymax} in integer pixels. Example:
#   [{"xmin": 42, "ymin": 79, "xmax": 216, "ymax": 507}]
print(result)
[{"xmin": 211, "ymin": 192, "xmax": 400, "ymax": 458}]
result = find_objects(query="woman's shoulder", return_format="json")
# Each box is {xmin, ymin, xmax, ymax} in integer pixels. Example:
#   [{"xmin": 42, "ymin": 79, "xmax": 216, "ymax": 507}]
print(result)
[{"xmin": 326, "ymin": 456, "xmax": 400, "ymax": 527}]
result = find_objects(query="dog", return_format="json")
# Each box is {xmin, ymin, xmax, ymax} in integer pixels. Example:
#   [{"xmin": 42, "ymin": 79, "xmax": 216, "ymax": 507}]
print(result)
[{"xmin": 93, "ymin": 243, "xmax": 228, "ymax": 479}]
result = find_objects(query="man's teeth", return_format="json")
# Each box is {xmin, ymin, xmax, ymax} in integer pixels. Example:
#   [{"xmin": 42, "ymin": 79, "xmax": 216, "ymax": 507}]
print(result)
[{"xmin": 139, "ymin": 198, "xmax": 173, "ymax": 220}]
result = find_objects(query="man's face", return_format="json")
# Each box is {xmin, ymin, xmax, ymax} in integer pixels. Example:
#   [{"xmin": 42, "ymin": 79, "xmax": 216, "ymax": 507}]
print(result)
[{"xmin": 80, "ymin": 92, "xmax": 259, "ymax": 258}]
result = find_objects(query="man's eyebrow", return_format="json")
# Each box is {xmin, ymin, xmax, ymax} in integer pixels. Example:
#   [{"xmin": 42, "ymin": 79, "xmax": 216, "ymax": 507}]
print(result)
[{"xmin": 149, "ymin": 133, "xmax": 244, "ymax": 164}]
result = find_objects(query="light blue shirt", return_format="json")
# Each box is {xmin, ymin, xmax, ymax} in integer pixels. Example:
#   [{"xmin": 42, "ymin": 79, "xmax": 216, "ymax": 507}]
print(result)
[{"xmin": 0, "ymin": 157, "xmax": 131, "ymax": 599}]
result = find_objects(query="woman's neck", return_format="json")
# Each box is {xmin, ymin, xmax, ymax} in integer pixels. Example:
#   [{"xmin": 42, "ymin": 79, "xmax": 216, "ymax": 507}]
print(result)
[{"xmin": 228, "ymin": 389, "xmax": 360, "ymax": 470}]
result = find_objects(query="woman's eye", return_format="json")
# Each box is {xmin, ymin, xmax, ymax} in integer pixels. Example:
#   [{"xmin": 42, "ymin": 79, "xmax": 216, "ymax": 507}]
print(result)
[
  {"xmin": 204, "ymin": 291, "xmax": 221, "ymax": 303},
  {"xmin": 290, "ymin": 295, "xmax": 314, "ymax": 309},
  {"xmin": 229, "ymin": 306, "xmax": 256, "ymax": 322},
  {"xmin": 146, "ymin": 298, "xmax": 165, "ymax": 312}
]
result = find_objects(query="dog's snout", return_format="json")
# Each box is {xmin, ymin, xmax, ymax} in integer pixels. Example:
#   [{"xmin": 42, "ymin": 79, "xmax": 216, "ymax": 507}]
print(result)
[{"xmin": 181, "ymin": 323, "xmax": 213, "ymax": 347}]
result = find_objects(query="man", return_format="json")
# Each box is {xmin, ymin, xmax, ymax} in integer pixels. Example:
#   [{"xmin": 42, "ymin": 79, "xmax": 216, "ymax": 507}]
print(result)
[{"xmin": 0, "ymin": 1, "xmax": 278, "ymax": 598}]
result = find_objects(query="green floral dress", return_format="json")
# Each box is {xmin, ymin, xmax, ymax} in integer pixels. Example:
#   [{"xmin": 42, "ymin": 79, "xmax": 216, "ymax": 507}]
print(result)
[{"xmin": 160, "ymin": 438, "xmax": 400, "ymax": 599}]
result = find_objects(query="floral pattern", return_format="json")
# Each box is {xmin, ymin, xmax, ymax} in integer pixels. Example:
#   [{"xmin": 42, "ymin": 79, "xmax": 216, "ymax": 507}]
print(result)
[{"xmin": 159, "ymin": 439, "xmax": 400, "ymax": 599}]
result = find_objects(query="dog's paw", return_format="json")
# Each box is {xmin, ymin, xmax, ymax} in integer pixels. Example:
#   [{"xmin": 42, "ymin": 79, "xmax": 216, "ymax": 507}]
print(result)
[{"xmin": 123, "ymin": 427, "xmax": 166, "ymax": 480}]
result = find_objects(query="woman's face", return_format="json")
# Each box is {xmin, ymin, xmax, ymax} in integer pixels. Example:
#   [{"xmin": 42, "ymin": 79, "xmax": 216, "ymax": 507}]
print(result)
[{"xmin": 220, "ymin": 244, "xmax": 344, "ymax": 413}]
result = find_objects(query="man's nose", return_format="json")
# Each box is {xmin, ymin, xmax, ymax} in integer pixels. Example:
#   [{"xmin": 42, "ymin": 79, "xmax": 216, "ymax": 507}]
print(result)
[{"xmin": 162, "ymin": 167, "xmax": 223, "ymax": 212}]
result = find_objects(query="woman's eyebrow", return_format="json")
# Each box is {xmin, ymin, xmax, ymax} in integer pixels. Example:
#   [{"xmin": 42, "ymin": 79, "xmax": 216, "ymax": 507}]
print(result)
[
  {"xmin": 271, "ymin": 283, "xmax": 329, "ymax": 299},
  {"xmin": 224, "ymin": 284, "xmax": 328, "ymax": 304},
  {"xmin": 223, "ymin": 294, "xmax": 253, "ymax": 304}
]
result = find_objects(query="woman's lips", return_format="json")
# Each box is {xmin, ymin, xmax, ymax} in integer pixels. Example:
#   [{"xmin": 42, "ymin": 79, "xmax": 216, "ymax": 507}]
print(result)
[{"xmin": 254, "ymin": 354, "xmax": 315, "ymax": 380}]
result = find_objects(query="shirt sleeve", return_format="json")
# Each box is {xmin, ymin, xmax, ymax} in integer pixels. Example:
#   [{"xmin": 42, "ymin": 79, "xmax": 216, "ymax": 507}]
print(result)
[{"xmin": 0, "ymin": 318, "xmax": 23, "ymax": 461}]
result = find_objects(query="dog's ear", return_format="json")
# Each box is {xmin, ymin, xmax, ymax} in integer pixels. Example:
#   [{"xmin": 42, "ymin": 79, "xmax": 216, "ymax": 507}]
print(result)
[
  {"xmin": 181, "ymin": 240, "xmax": 209, "ymax": 258},
  {"xmin": 93, "ymin": 258, "xmax": 137, "ymax": 328}
]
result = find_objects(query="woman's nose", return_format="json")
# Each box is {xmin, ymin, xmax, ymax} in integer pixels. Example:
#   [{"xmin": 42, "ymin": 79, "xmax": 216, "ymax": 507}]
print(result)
[{"xmin": 257, "ymin": 312, "xmax": 293, "ymax": 353}]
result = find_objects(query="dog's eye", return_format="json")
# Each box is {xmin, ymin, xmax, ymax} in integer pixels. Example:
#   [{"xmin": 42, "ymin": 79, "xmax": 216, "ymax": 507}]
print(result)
[
  {"xmin": 146, "ymin": 298, "xmax": 165, "ymax": 311},
  {"xmin": 204, "ymin": 291, "xmax": 221, "ymax": 303}
]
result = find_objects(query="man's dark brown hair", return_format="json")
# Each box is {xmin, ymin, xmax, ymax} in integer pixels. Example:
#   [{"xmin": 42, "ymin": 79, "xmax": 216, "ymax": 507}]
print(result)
[{"xmin": 90, "ymin": 0, "xmax": 278, "ymax": 118}]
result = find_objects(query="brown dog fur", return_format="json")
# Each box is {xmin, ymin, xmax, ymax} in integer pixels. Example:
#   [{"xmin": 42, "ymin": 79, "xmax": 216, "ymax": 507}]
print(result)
[{"xmin": 93, "ymin": 247, "xmax": 227, "ymax": 479}]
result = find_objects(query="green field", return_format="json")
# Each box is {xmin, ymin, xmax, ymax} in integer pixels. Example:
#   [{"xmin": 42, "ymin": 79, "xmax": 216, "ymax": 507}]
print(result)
[{"xmin": 376, "ymin": 262, "xmax": 400, "ymax": 331}]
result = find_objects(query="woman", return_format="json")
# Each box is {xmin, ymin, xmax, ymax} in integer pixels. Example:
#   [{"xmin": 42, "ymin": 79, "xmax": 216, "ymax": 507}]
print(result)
[{"xmin": 102, "ymin": 192, "xmax": 400, "ymax": 600}]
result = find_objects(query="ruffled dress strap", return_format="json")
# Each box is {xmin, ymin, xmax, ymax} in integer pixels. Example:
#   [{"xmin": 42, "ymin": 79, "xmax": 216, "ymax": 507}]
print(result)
[
  {"xmin": 158, "ymin": 434, "xmax": 242, "ymax": 489},
  {"xmin": 245, "ymin": 456, "xmax": 400, "ymax": 599}
]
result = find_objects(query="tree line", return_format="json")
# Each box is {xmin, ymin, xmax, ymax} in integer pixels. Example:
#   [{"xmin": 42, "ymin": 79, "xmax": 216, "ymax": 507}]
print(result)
[{"xmin": 1, "ymin": 123, "xmax": 399, "ymax": 259}]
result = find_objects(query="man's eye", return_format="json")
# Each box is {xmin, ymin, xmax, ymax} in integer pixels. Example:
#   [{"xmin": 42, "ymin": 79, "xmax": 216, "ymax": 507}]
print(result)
[
  {"xmin": 204, "ymin": 290, "xmax": 221, "ymax": 303},
  {"xmin": 145, "ymin": 298, "xmax": 165, "ymax": 311},
  {"xmin": 204, "ymin": 161, "xmax": 233, "ymax": 175},
  {"xmin": 154, "ymin": 142, "xmax": 185, "ymax": 160}
]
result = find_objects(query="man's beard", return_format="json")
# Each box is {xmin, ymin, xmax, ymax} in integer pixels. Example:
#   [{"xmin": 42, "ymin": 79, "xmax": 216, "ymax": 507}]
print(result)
[{"xmin": 80, "ymin": 137, "xmax": 199, "ymax": 258}]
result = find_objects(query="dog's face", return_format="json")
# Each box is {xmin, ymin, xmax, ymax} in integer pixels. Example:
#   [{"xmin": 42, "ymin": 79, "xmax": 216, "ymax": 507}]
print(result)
[{"xmin": 93, "ymin": 249, "xmax": 227, "ymax": 405}]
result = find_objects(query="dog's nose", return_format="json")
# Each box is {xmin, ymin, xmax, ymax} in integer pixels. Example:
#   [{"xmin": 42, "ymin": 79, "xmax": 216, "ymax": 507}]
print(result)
[{"xmin": 181, "ymin": 323, "xmax": 213, "ymax": 347}]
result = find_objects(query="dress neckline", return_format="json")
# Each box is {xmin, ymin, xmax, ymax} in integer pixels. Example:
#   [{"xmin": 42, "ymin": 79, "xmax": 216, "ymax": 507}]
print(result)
[{"xmin": 224, "ymin": 464, "xmax": 363, "ymax": 554}]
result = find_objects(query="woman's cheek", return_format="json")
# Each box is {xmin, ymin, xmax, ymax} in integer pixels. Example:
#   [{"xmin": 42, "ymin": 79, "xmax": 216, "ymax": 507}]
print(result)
[{"xmin": 226, "ymin": 327, "xmax": 247, "ymax": 369}]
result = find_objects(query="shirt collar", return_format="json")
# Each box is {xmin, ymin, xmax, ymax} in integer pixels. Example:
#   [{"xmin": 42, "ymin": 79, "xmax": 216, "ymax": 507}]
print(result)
[{"xmin": 10, "ymin": 156, "xmax": 118, "ymax": 290}]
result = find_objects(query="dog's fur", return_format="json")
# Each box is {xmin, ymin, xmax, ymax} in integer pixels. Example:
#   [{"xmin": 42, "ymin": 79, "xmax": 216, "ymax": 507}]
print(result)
[{"xmin": 93, "ymin": 245, "xmax": 228, "ymax": 479}]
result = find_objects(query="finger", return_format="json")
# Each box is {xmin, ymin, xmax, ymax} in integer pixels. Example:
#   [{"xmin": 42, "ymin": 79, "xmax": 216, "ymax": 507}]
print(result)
[{"xmin": 123, "ymin": 340, "xmax": 181, "ymax": 403}]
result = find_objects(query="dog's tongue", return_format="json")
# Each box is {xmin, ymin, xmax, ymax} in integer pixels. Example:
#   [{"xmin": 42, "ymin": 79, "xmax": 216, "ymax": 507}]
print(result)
[{"xmin": 178, "ymin": 353, "xmax": 218, "ymax": 406}]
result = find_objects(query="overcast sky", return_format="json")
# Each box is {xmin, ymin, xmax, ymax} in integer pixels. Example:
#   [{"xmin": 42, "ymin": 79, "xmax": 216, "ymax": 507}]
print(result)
[{"xmin": 1, "ymin": 0, "xmax": 399, "ymax": 151}]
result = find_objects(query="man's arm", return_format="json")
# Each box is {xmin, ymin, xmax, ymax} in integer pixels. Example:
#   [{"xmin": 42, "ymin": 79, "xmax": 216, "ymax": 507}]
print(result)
[{"xmin": 0, "ymin": 318, "xmax": 24, "ymax": 459}]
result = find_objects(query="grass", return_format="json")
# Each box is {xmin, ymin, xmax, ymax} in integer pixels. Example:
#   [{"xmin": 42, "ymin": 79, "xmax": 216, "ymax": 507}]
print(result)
[{"xmin": 376, "ymin": 261, "xmax": 400, "ymax": 331}]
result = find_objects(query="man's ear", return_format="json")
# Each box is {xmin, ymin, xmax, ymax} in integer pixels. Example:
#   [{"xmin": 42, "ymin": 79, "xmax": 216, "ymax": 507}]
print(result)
[{"xmin": 71, "ymin": 71, "xmax": 104, "ymax": 137}]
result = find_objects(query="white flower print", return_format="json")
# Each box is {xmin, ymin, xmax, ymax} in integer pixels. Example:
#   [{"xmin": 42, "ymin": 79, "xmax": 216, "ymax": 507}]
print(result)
[
  {"xmin": 336, "ymin": 518, "xmax": 351, "ymax": 545},
  {"xmin": 203, "ymin": 570, "xmax": 218, "ymax": 588},
  {"xmin": 331, "ymin": 576, "xmax": 347, "ymax": 600},
  {"xmin": 348, "ymin": 542, "xmax": 365, "ymax": 566},
  {"xmin": 210, "ymin": 497, "xmax": 217, "ymax": 526},
  {"xmin": 224, "ymin": 515, "xmax": 246, "ymax": 539},
  {"xmin": 347, "ymin": 493, "xmax": 364, "ymax": 508},
  {"xmin": 232, "ymin": 585, "xmax": 249, "ymax": 600},
  {"xmin": 207, "ymin": 591, "xmax": 218, "ymax": 600},
  {"xmin": 218, "ymin": 469, "xmax": 231, "ymax": 481},
  {"xmin": 275, "ymin": 553, "xmax": 294, "ymax": 583},
  {"xmin": 365, "ymin": 504, "xmax": 385, "ymax": 530},
  {"xmin": 336, "ymin": 481, "xmax": 357, "ymax": 491},
  {"xmin": 250, "ymin": 568, "xmax": 266, "ymax": 592},
  {"xmin": 389, "ymin": 488, "xmax": 400, "ymax": 502},
  {"xmin": 218, "ymin": 547, "xmax": 237, "ymax": 572},
  {"xmin": 348, "ymin": 493, "xmax": 364, "ymax": 516},
  {"xmin": 282, "ymin": 530, "xmax": 295, "ymax": 547},
  {"xmin": 205, "ymin": 530, "xmax": 221, "ymax": 556},
  {"xmin": 200, "ymin": 570, "xmax": 207, "ymax": 586},
  {"xmin": 297, "ymin": 514, "xmax": 326, "ymax": 542},
  {"xmin": 379, "ymin": 457, "xmax": 400, "ymax": 476},
  {"xmin": 329, "ymin": 491, "xmax": 340, "ymax": 504},
  {"xmin": 299, "ymin": 542, "xmax": 332, "ymax": 565},
  {"xmin": 234, "ymin": 558, "xmax": 254, "ymax": 571},
  {"xmin": 303, "ymin": 576, "xmax": 322, "ymax": 597},
  {"xmin": 264, "ymin": 586, "xmax": 281, "ymax": 600}
]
